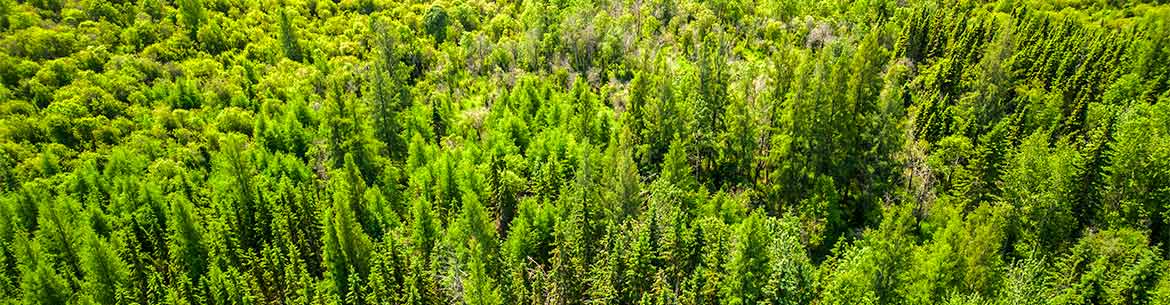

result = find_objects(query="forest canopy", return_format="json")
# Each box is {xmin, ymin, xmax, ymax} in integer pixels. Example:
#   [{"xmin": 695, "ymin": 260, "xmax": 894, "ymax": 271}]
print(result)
[{"xmin": 1, "ymin": 0, "xmax": 1170, "ymax": 304}]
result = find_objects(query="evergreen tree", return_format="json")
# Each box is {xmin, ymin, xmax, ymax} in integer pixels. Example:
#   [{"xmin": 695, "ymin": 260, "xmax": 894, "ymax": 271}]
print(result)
[
  {"xmin": 322, "ymin": 176, "xmax": 374, "ymax": 302},
  {"xmin": 177, "ymin": 0, "xmax": 205, "ymax": 39},
  {"xmin": 36, "ymin": 196, "xmax": 83, "ymax": 287},
  {"xmin": 79, "ymin": 231, "xmax": 128, "ymax": 305},
  {"xmin": 721, "ymin": 211, "xmax": 770, "ymax": 305},
  {"xmin": 0, "ymin": 1, "xmax": 1168, "ymax": 305},
  {"xmin": 660, "ymin": 137, "xmax": 696, "ymax": 191},
  {"xmin": 1003, "ymin": 131, "xmax": 1080, "ymax": 251},
  {"xmin": 423, "ymin": 5, "xmax": 449, "ymax": 45},
  {"xmin": 170, "ymin": 194, "xmax": 208, "ymax": 288},
  {"xmin": 603, "ymin": 126, "xmax": 642, "ymax": 221},
  {"xmin": 20, "ymin": 239, "xmax": 72, "ymax": 305},
  {"xmin": 369, "ymin": 19, "xmax": 408, "ymax": 162},
  {"xmin": 448, "ymin": 194, "xmax": 502, "ymax": 305},
  {"xmin": 278, "ymin": 8, "xmax": 303, "ymax": 62}
]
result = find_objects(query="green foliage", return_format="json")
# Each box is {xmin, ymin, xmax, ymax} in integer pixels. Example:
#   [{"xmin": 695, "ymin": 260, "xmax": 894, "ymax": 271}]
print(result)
[
  {"xmin": 721, "ymin": 211, "xmax": 815, "ymax": 305},
  {"xmin": 176, "ymin": 0, "xmax": 205, "ymax": 39},
  {"xmin": 1050, "ymin": 229, "xmax": 1163, "ymax": 305},
  {"xmin": 0, "ymin": 1, "xmax": 1169, "ymax": 304},
  {"xmin": 170, "ymin": 194, "xmax": 207, "ymax": 285},
  {"xmin": 1003, "ymin": 132, "xmax": 1081, "ymax": 252},
  {"xmin": 821, "ymin": 203, "xmax": 916, "ymax": 305},
  {"xmin": 20, "ymin": 239, "xmax": 72, "ymax": 305},
  {"xmin": 323, "ymin": 169, "xmax": 375, "ymax": 301},
  {"xmin": 1103, "ymin": 102, "xmax": 1170, "ymax": 240},
  {"xmin": 423, "ymin": 5, "xmax": 449, "ymax": 45},
  {"xmin": 79, "ymin": 230, "xmax": 128, "ymax": 305},
  {"xmin": 278, "ymin": 8, "xmax": 303, "ymax": 62}
]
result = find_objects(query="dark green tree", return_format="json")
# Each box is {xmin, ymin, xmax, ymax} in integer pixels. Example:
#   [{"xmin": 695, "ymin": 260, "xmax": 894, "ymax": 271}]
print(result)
[
  {"xmin": 423, "ymin": 5, "xmax": 449, "ymax": 45},
  {"xmin": 278, "ymin": 8, "xmax": 304, "ymax": 62}
]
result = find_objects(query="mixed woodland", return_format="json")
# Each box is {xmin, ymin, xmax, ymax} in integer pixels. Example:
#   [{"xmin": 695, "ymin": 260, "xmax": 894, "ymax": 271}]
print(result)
[{"xmin": 1, "ymin": 0, "xmax": 1170, "ymax": 304}]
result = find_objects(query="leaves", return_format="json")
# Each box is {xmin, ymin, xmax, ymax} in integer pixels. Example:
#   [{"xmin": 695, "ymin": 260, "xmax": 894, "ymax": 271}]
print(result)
[{"xmin": 1, "ymin": 1, "xmax": 1169, "ymax": 305}]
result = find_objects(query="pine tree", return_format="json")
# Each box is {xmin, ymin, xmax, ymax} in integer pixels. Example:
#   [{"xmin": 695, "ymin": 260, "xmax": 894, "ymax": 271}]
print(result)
[
  {"xmin": 322, "ymin": 177, "xmax": 374, "ymax": 301},
  {"xmin": 694, "ymin": 31, "xmax": 729, "ymax": 186},
  {"xmin": 423, "ymin": 5, "xmax": 449, "ymax": 45},
  {"xmin": 721, "ymin": 211, "xmax": 769, "ymax": 305},
  {"xmin": 602, "ymin": 126, "xmax": 641, "ymax": 221},
  {"xmin": 176, "ymin": 0, "xmax": 205, "ymax": 39},
  {"xmin": 487, "ymin": 153, "xmax": 521, "ymax": 238},
  {"xmin": 170, "ymin": 194, "xmax": 208, "ymax": 287},
  {"xmin": 721, "ymin": 85, "xmax": 757, "ymax": 186},
  {"xmin": 660, "ymin": 137, "xmax": 696, "ymax": 191},
  {"xmin": 585, "ymin": 222, "xmax": 624, "ymax": 305},
  {"xmin": 444, "ymin": 191, "xmax": 502, "ymax": 305},
  {"xmin": 342, "ymin": 154, "xmax": 383, "ymax": 240},
  {"xmin": 278, "ymin": 8, "xmax": 303, "ymax": 62},
  {"xmin": 19, "ymin": 239, "xmax": 72, "ymax": 305},
  {"xmin": 369, "ymin": 19, "xmax": 409, "ymax": 162},
  {"xmin": 366, "ymin": 238, "xmax": 407, "ymax": 305},
  {"xmin": 36, "ymin": 196, "xmax": 83, "ymax": 287},
  {"xmin": 215, "ymin": 134, "xmax": 266, "ymax": 254},
  {"xmin": 431, "ymin": 95, "xmax": 450, "ymax": 143},
  {"xmin": 408, "ymin": 195, "xmax": 442, "ymax": 305},
  {"xmin": 79, "ymin": 231, "xmax": 128, "ymax": 305},
  {"xmin": 551, "ymin": 187, "xmax": 594, "ymax": 305}
]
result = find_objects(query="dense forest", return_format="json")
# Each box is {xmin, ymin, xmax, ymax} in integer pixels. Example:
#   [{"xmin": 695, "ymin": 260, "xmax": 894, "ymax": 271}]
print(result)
[{"xmin": 1, "ymin": 0, "xmax": 1170, "ymax": 304}]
